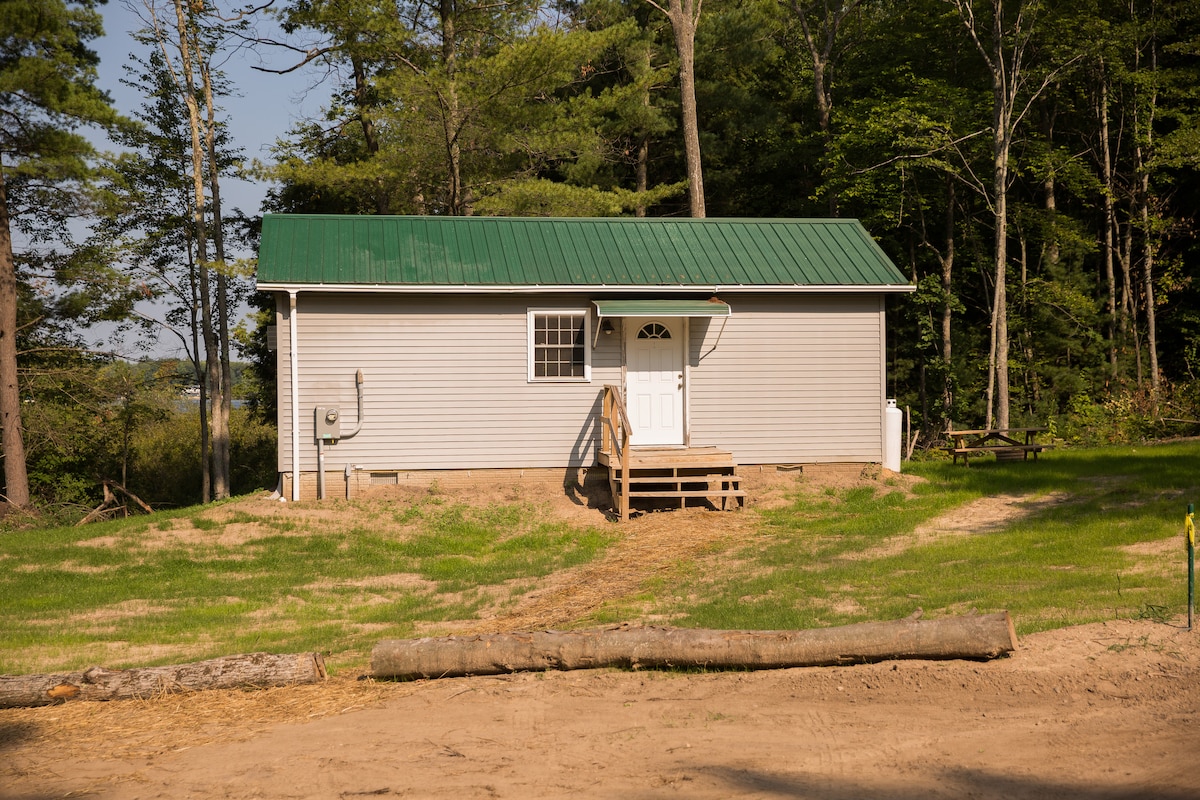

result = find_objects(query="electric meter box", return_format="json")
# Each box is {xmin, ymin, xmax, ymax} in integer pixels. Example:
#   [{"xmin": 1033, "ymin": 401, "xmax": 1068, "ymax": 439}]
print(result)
[{"xmin": 315, "ymin": 406, "xmax": 341, "ymax": 441}]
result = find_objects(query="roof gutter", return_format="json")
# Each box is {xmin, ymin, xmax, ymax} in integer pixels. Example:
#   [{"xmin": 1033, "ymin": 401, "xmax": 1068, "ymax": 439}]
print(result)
[{"xmin": 257, "ymin": 282, "xmax": 916, "ymax": 295}]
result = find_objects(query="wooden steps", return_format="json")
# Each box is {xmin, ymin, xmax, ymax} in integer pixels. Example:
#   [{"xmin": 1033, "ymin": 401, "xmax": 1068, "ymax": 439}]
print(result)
[{"xmin": 600, "ymin": 447, "xmax": 745, "ymax": 521}]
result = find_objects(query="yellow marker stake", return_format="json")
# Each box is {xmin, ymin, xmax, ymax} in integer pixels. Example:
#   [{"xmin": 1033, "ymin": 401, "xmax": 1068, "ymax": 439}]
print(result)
[{"xmin": 1188, "ymin": 505, "xmax": 1195, "ymax": 631}]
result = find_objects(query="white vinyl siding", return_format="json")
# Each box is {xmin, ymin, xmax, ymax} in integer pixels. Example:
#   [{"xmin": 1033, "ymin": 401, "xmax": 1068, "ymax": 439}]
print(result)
[
  {"xmin": 687, "ymin": 295, "xmax": 885, "ymax": 463},
  {"xmin": 277, "ymin": 293, "xmax": 618, "ymax": 471},
  {"xmin": 276, "ymin": 291, "xmax": 887, "ymax": 473}
]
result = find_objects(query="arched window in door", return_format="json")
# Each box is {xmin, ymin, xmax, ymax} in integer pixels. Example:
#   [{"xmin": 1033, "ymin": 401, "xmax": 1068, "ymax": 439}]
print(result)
[{"xmin": 637, "ymin": 322, "xmax": 671, "ymax": 339}]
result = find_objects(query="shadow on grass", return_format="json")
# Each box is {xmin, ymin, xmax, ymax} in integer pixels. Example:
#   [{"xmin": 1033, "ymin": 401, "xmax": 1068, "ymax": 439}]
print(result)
[
  {"xmin": 914, "ymin": 441, "xmax": 1200, "ymax": 497},
  {"xmin": 911, "ymin": 442, "xmax": 1200, "ymax": 533}
]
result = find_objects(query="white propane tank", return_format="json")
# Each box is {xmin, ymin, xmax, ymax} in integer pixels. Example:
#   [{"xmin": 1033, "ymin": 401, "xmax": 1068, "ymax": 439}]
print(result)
[{"xmin": 885, "ymin": 399, "xmax": 903, "ymax": 472}]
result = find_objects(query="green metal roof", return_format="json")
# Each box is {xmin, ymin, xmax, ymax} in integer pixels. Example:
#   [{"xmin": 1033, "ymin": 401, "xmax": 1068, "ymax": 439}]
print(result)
[
  {"xmin": 256, "ymin": 215, "xmax": 911, "ymax": 290},
  {"xmin": 593, "ymin": 299, "xmax": 731, "ymax": 317}
]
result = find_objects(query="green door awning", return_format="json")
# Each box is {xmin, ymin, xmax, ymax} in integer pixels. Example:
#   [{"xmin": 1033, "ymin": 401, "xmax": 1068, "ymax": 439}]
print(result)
[{"xmin": 593, "ymin": 299, "xmax": 732, "ymax": 318}]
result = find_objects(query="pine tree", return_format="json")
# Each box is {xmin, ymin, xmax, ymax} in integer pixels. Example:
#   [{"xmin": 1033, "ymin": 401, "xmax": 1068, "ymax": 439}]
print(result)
[{"xmin": 0, "ymin": 0, "xmax": 127, "ymax": 508}]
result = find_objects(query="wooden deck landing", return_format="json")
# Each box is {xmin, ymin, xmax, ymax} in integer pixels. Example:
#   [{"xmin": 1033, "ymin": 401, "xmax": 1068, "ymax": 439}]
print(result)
[{"xmin": 598, "ymin": 445, "xmax": 736, "ymax": 470}]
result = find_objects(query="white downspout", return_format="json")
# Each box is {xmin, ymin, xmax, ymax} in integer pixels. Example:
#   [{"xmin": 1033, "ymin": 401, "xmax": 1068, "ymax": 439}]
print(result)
[{"xmin": 289, "ymin": 290, "xmax": 301, "ymax": 501}]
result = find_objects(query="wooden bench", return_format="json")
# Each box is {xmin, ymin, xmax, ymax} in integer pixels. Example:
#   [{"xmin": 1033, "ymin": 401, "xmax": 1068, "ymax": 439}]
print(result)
[{"xmin": 946, "ymin": 428, "xmax": 1053, "ymax": 465}]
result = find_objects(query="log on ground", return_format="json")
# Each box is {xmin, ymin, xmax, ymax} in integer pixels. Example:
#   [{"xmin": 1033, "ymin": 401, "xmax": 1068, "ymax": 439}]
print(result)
[
  {"xmin": 371, "ymin": 612, "xmax": 1019, "ymax": 680},
  {"xmin": 0, "ymin": 652, "xmax": 327, "ymax": 708}
]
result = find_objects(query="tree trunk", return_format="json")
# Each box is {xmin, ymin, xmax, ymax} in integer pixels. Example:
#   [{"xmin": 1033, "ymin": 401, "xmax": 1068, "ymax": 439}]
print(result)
[
  {"xmin": 662, "ymin": 0, "xmax": 705, "ymax": 217},
  {"xmin": 0, "ymin": 165, "xmax": 30, "ymax": 507},
  {"xmin": 635, "ymin": 45, "xmax": 652, "ymax": 218},
  {"xmin": 1119, "ymin": 216, "xmax": 1140, "ymax": 383},
  {"xmin": 1097, "ymin": 64, "xmax": 1119, "ymax": 381},
  {"xmin": 790, "ymin": 0, "xmax": 859, "ymax": 215},
  {"xmin": 439, "ymin": 0, "xmax": 468, "ymax": 216},
  {"xmin": 202, "ymin": 56, "xmax": 231, "ymax": 499},
  {"xmin": 984, "ymin": 267, "xmax": 998, "ymax": 429},
  {"xmin": 1019, "ymin": 232, "xmax": 1036, "ymax": 415},
  {"xmin": 189, "ymin": 263, "xmax": 211, "ymax": 503},
  {"xmin": 940, "ymin": 180, "xmax": 955, "ymax": 432},
  {"xmin": 0, "ymin": 652, "xmax": 326, "ymax": 708},
  {"xmin": 170, "ymin": 0, "xmax": 219, "ymax": 501},
  {"xmin": 950, "ymin": 0, "xmax": 1061, "ymax": 430},
  {"xmin": 991, "ymin": 92, "xmax": 1011, "ymax": 430},
  {"xmin": 1140, "ymin": 190, "xmax": 1159, "ymax": 400},
  {"xmin": 371, "ymin": 613, "xmax": 1018, "ymax": 680},
  {"xmin": 636, "ymin": 136, "xmax": 650, "ymax": 217},
  {"xmin": 350, "ymin": 52, "xmax": 390, "ymax": 215},
  {"xmin": 1134, "ymin": 43, "xmax": 1160, "ymax": 403}
]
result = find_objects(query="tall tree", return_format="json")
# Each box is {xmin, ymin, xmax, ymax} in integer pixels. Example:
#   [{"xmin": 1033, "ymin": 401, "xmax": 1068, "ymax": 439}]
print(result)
[
  {"xmin": 784, "ymin": 0, "xmax": 866, "ymax": 213},
  {"xmin": 945, "ymin": 0, "xmax": 1075, "ymax": 429},
  {"xmin": 0, "ymin": 0, "xmax": 126, "ymax": 507},
  {"xmin": 642, "ymin": 0, "xmax": 706, "ymax": 215},
  {"xmin": 1140, "ymin": 0, "xmax": 1200, "ymax": 391},
  {"xmin": 95, "ymin": 38, "xmax": 245, "ymax": 505},
  {"xmin": 544, "ymin": 0, "xmax": 684, "ymax": 215},
  {"xmin": 265, "ymin": 0, "xmax": 665, "ymax": 216},
  {"xmin": 131, "ymin": 0, "xmax": 243, "ymax": 499}
]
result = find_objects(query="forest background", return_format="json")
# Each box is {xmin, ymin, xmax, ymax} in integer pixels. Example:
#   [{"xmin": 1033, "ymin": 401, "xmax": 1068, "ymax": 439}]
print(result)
[{"xmin": 2, "ymin": 0, "xmax": 1199, "ymax": 523}]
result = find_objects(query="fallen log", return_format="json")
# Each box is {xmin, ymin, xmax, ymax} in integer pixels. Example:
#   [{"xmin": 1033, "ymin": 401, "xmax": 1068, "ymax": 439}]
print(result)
[
  {"xmin": 371, "ymin": 612, "xmax": 1019, "ymax": 680},
  {"xmin": 0, "ymin": 652, "xmax": 327, "ymax": 708},
  {"xmin": 76, "ymin": 480, "xmax": 153, "ymax": 527}
]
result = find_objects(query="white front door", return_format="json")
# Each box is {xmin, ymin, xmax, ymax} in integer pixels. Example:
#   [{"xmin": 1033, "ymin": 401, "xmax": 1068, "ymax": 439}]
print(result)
[{"xmin": 626, "ymin": 318, "xmax": 684, "ymax": 446}]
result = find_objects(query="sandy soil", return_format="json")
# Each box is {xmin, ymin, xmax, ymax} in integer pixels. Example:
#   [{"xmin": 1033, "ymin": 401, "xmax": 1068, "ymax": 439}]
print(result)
[
  {"xmin": 3, "ymin": 618, "xmax": 1197, "ymax": 799},
  {"xmin": 3, "ymin": 467, "xmax": 1198, "ymax": 799}
]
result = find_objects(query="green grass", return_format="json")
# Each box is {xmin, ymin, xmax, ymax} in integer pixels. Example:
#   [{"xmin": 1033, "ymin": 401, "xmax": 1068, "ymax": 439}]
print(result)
[
  {"xmin": 632, "ymin": 443, "xmax": 1195, "ymax": 634},
  {"xmin": 0, "ymin": 500, "xmax": 613, "ymax": 674},
  {"xmin": 1, "ymin": 441, "xmax": 1196, "ymax": 675}
]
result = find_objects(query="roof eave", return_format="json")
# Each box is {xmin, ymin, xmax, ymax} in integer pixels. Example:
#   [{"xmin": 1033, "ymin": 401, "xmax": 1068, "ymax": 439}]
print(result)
[{"xmin": 255, "ymin": 282, "xmax": 917, "ymax": 294}]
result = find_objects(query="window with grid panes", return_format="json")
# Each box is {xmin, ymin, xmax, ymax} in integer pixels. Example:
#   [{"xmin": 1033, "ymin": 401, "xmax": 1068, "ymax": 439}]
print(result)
[{"xmin": 528, "ymin": 310, "xmax": 590, "ymax": 381}]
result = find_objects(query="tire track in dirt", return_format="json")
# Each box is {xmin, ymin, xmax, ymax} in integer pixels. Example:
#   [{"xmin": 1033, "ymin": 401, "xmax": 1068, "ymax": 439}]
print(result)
[
  {"xmin": 843, "ymin": 491, "xmax": 1069, "ymax": 561},
  {"xmin": 474, "ymin": 509, "xmax": 758, "ymax": 632},
  {"xmin": 461, "ymin": 466, "xmax": 904, "ymax": 632}
]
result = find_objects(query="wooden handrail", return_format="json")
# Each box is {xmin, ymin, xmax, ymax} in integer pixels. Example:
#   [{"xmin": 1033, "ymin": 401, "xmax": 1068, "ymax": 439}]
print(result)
[{"xmin": 601, "ymin": 384, "xmax": 631, "ymax": 466}]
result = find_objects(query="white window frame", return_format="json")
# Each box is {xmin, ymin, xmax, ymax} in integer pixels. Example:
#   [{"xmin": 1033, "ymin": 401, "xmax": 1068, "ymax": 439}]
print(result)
[{"xmin": 527, "ymin": 308, "xmax": 591, "ymax": 383}]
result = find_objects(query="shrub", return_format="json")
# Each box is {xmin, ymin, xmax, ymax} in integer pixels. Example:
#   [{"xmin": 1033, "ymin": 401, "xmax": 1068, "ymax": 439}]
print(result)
[
  {"xmin": 129, "ymin": 407, "xmax": 277, "ymax": 508},
  {"xmin": 1060, "ymin": 383, "xmax": 1200, "ymax": 446}
]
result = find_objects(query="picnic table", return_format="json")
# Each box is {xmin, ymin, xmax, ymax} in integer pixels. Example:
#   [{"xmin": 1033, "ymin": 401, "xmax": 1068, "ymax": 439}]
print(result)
[{"xmin": 945, "ymin": 427, "xmax": 1052, "ymax": 465}]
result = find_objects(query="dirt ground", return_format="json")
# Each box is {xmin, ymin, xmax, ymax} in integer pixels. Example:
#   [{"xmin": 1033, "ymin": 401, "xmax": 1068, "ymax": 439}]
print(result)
[{"xmin": 3, "ymin": 467, "xmax": 1199, "ymax": 799}]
